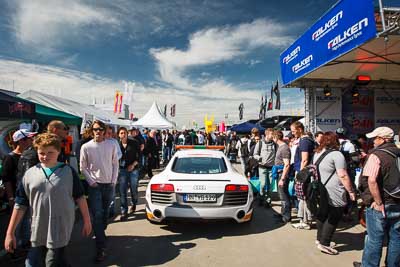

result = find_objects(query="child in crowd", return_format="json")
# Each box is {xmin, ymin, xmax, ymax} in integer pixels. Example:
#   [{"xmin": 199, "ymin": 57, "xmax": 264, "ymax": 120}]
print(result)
[{"xmin": 5, "ymin": 133, "xmax": 92, "ymax": 266}]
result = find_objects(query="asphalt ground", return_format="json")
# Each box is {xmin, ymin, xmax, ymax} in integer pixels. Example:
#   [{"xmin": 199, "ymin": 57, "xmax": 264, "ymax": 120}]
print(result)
[{"xmin": 0, "ymin": 164, "xmax": 388, "ymax": 267}]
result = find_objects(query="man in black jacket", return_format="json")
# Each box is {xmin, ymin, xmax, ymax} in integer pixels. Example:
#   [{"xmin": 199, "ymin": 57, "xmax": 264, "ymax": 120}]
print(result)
[{"xmin": 145, "ymin": 130, "xmax": 158, "ymax": 178}]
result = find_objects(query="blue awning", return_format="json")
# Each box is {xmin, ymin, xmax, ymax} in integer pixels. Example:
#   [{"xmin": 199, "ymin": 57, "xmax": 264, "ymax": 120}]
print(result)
[{"xmin": 280, "ymin": 0, "xmax": 377, "ymax": 86}]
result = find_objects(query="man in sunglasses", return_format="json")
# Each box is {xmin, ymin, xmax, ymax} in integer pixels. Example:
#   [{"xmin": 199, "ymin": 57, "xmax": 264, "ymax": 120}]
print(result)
[{"xmin": 80, "ymin": 120, "xmax": 119, "ymax": 263}]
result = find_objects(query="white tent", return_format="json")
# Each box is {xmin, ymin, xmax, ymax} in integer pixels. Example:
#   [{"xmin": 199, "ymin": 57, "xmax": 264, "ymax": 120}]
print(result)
[
  {"xmin": 132, "ymin": 102, "xmax": 176, "ymax": 129},
  {"xmin": 18, "ymin": 90, "xmax": 130, "ymax": 126}
]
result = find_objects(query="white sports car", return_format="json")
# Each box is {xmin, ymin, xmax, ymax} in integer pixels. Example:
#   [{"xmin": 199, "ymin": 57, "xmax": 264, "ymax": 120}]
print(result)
[{"xmin": 145, "ymin": 146, "xmax": 254, "ymax": 223}]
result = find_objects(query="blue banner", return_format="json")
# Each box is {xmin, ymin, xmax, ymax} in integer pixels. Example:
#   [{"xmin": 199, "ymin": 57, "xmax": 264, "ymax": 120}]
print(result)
[{"xmin": 280, "ymin": 0, "xmax": 377, "ymax": 86}]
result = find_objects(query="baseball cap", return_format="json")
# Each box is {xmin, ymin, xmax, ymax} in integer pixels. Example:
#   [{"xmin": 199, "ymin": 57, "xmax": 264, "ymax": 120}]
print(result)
[
  {"xmin": 13, "ymin": 129, "xmax": 38, "ymax": 142},
  {"xmin": 366, "ymin": 127, "xmax": 394, "ymax": 139}
]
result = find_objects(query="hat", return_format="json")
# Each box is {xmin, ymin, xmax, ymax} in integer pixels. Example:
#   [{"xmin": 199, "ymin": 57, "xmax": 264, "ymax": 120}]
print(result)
[
  {"xmin": 335, "ymin": 127, "xmax": 347, "ymax": 135},
  {"xmin": 366, "ymin": 127, "xmax": 394, "ymax": 139},
  {"xmin": 13, "ymin": 129, "xmax": 37, "ymax": 142}
]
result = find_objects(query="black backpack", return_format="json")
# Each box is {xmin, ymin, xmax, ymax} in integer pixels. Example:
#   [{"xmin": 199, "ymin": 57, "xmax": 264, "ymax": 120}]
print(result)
[
  {"xmin": 229, "ymin": 138, "xmax": 238, "ymax": 154},
  {"xmin": 295, "ymin": 150, "xmax": 335, "ymax": 219},
  {"xmin": 239, "ymin": 139, "xmax": 249, "ymax": 157},
  {"xmin": 16, "ymin": 146, "xmax": 39, "ymax": 183},
  {"xmin": 339, "ymin": 140, "xmax": 361, "ymax": 165}
]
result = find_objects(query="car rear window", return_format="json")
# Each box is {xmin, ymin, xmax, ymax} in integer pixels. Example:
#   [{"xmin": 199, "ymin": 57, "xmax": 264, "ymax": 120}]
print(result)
[{"xmin": 172, "ymin": 157, "xmax": 227, "ymax": 174}]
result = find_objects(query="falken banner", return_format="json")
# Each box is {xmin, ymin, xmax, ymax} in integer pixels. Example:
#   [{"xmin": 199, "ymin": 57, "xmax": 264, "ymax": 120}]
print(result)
[{"xmin": 280, "ymin": 0, "xmax": 376, "ymax": 85}]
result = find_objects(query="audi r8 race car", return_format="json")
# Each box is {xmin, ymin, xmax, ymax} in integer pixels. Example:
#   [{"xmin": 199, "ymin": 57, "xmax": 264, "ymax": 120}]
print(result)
[{"xmin": 145, "ymin": 145, "xmax": 254, "ymax": 224}]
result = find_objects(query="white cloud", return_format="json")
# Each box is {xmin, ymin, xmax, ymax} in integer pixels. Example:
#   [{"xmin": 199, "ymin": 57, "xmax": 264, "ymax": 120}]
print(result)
[
  {"xmin": 10, "ymin": 0, "xmax": 119, "ymax": 57},
  {"xmin": 152, "ymin": 18, "xmax": 292, "ymax": 67},
  {"xmin": 150, "ymin": 19, "xmax": 293, "ymax": 91},
  {"xmin": 146, "ymin": 19, "xmax": 299, "ymax": 125}
]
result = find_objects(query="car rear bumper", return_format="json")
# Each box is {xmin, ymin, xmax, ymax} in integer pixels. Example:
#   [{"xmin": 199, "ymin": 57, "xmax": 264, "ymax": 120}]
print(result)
[{"xmin": 146, "ymin": 199, "xmax": 254, "ymax": 223}]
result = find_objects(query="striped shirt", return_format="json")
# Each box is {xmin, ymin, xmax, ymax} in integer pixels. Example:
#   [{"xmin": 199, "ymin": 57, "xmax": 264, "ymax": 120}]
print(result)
[{"xmin": 362, "ymin": 154, "xmax": 380, "ymax": 180}]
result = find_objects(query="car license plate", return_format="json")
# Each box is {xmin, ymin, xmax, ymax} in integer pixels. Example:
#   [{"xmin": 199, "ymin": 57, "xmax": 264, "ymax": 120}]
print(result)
[{"xmin": 183, "ymin": 194, "xmax": 217, "ymax": 203}]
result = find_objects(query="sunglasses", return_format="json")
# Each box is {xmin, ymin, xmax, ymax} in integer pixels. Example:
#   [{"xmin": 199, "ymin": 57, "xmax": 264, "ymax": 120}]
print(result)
[{"xmin": 93, "ymin": 128, "xmax": 105, "ymax": 132}]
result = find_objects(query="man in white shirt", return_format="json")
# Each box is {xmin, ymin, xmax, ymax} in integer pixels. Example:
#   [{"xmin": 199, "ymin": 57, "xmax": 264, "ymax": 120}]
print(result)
[{"xmin": 80, "ymin": 120, "xmax": 119, "ymax": 263}]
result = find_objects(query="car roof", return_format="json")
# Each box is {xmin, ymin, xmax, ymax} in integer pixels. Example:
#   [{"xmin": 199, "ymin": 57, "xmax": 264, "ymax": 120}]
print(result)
[{"xmin": 174, "ymin": 149, "xmax": 225, "ymax": 158}]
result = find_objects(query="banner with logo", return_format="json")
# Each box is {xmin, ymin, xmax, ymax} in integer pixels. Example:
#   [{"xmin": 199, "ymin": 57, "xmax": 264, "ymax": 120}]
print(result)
[
  {"xmin": 280, "ymin": 0, "xmax": 376, "ymax": 85},
  {"xmin": 315, "ymin": 88, "xmax": 342, "ymax": 132},
  {"xmin": 342, "ymin": 89, "xmax": 374, "ymax": 139},
  {"xmin": 375, "ymin": 90, "xmax": 400, "ymax": 133}
]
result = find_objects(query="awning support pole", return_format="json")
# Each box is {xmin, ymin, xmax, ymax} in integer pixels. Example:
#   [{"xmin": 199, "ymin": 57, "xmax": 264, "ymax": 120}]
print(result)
[{"xmin": 378, "ymin": 0, "xmax": 387, "ymax": 32}]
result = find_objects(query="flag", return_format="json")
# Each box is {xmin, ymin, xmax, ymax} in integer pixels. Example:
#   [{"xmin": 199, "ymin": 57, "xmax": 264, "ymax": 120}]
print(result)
[
  {"xmin": 273, "ymin": 80, "xmax": 281, "ymax": 110},
  {"xmin": 118, "ymin": 93, "xmax": 123, "ymax": 113},
  {"xmin": 113, "ymin": 91, "xmax": 119, "ymax": 113},
  {"xmin": 163, "ymin": 104, "xmax": 167, "ymax": 117},
  {"xmin": 267, "ymin": 85, "xmax": 273, "ymax": 111},
  {"xmin": 259, "ymin": 95, "xmax": 264, "ymax": 119},
  {"xmin": 262, "ymin": 91, "xmax": 268, "ymax": 119},
  {"xmin": 170, "ymin": 104, "xmax": 176, "ymax": 117},
  {"xmin": 238, "ymin": 103, "xmax": 244, "ymax": 120}
]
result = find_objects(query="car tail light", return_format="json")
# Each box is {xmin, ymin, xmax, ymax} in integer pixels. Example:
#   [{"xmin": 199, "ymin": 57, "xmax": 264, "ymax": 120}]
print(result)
[
  {"xmin": 151, "ymin": 184, "xmax": 175, "ymax": 192},
  {"xmin": 225, "ymin": 184, "xmax": 248, "ymax": 192}
]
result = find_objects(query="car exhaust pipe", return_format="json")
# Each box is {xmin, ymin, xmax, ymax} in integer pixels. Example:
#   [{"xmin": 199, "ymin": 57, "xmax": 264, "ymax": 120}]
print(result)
[
  {"xmin": 237, "ymin": 210, "xmax": 245, "ymax": 219},
  {"xmin": 153, "ymin": 209, "xmax": 162, "ymax": 219}
]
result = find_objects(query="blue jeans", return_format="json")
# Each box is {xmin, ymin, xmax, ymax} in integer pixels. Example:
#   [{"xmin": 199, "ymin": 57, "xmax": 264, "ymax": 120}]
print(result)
[
  {"xmin": 118, "ymin": 169, "xmax": 139, "ymax": 214},
  {"xmin": 240, "ymin": 156, "xmax": 248, "ymax": 176},
  {"xmin": 277, "ymin": 173, "xmax": 291, "ymax": 221},
  {"xmin": 362, "ymin": 204, "xmax": 400, "ymax": 267},
  {"xmin": 88, "ymin": 184, "xmax": 113, "ymax": 250},
  {"xmin": 162, "ymin": 146, "xmax": 172, "ymax": 162},
  {"xmin": 258, "ymin": 167, "xmax": 271, "ymax": 197},
  {"xmin": 26, "ymin": 246, "xmax": 68, "ymax": 267}
]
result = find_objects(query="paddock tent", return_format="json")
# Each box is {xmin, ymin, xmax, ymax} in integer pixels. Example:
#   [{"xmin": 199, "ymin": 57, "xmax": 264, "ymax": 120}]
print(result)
[
  {"xmin": 18, "ymin": 90, "xmax": 129, "ymax": 126},
  {"xmin": 131, "ymin": 102, "xmax": 176, "ymax": 129}
]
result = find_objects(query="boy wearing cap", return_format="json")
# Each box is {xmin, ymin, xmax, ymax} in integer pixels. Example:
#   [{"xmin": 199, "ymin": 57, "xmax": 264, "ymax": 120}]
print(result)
[
  {"xmin": 354, "ymin": 127, "xmax": 400, "ymax": 267},
  {"xmin": 3, "ymin": 129, "xmax": 37, "ymax": 210},
  {"xmin": 1, "ymin": 129, "xmax": 37, "ymax": 258}
]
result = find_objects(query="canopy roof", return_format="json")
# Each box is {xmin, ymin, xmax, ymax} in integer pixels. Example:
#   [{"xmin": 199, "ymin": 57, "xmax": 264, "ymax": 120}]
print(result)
[
  {"xmin": 230, "ymin": 122, "xmax": 265, "ymax": 134},
  {"xmin": 19, "ymin": 90, "xmax": 129, "ymax": 126},
  {"xmin": 286, "ymin": 35, "xmax": 400, "ymax": 89},
  {"xmin": 132, "ymin": 102, "xmax": 176, "ymax": 129},
  {"xmin": 281, "ymin": 0, "xmax": 400, "ymax": 89},
  {"xmin": 0, "ymin": 91, "xmax": 35, "ymax": 119}
]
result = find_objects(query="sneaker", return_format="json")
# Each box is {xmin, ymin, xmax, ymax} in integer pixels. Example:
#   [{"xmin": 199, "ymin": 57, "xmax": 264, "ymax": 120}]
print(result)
[
  {"xmin": 129, "ymin": 205, "xmax": 136, "ymax": 214},
  {"xmin": 292, "ymin": 221, "xmax": 311, "ymax": 230},
  {"xmin": 301, "ymin": 222, "xmax": 311, "ymax": 230},
  {"xmin": 315, "ymin": 240, "xmax": 336, "ymax": 248},
  {"xmin": 352, "ymin": 262, "xmax": 362, "ymax": 267},
  {"xmin": 317, "ymin": 244, "xmax": 338, "ymax": 255},
  {"xmin": 95, "ymin": 249, "xmax": 106, "ymax": 263}
]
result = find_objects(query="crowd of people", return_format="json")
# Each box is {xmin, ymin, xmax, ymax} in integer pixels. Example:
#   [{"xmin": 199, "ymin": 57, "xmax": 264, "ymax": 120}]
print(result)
[
  {"xmin": 226, "ymin": 122, "xmax": 400, "ymax": 267},
  {"xmin": 0, "ymin": 119, "xmax": 399, "ymax": 267}
]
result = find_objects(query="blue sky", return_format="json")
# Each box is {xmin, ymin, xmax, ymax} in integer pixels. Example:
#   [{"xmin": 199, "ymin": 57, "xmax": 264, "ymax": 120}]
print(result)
[{"xmin": 0, "ymin": 0, "xmax": 396, "ymax": 127}]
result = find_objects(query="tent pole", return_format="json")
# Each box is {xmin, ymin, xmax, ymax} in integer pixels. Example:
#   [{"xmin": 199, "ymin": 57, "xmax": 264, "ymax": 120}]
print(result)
[{"xmin": 378, "ymin": 0, "xmax": 386, "ymax": 32}]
